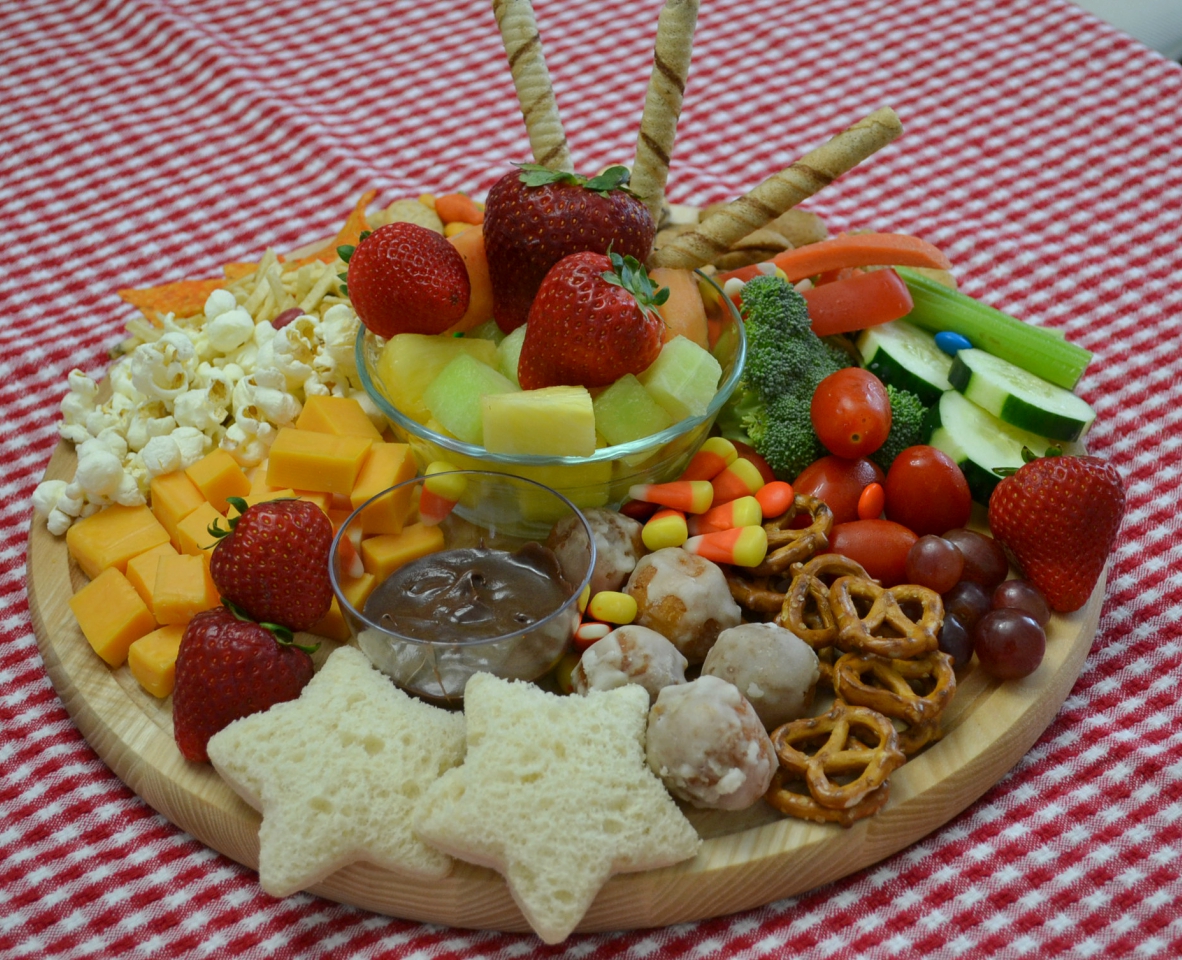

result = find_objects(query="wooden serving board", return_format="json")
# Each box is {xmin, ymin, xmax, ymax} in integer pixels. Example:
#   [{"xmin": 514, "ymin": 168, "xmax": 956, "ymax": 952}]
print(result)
[{"xmin": 27, "ymin": 438, "xmax": 1104, "ymax": 935}]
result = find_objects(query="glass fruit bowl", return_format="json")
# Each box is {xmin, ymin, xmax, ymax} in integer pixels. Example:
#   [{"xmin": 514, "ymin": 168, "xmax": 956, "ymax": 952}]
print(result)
[
  {"xmin": 330, "ymin": 470, "xmax": 596, "ymax": 702},
  {"xmin": 354, "ymin": 272, "xmax": 747, "ymax": 512}
]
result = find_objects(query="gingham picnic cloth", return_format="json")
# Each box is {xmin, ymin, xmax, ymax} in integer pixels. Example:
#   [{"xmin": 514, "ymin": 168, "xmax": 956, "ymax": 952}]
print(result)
[{"xmin": 2, "ymin": 0, "xmax": 1180, "ymax": 956}]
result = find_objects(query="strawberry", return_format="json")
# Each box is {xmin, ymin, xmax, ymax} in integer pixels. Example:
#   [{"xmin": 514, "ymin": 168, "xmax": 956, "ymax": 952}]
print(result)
[
  {"xmin": 987, "ymin": 451, "xmax": 1125, "ymax": 613},
  {"xmin": 517, "ymin": 250, "xmax": 668, "ymax": 390},
  {"xmin": 341, "ymin": 221, "xmax": 470, "ymax": 338},
  {"xmin": 483, "ymin": 164, "xmax": 655, "ymax": 333},
  {"xmin": 173, "ymin": 605, "xmax": 315, "ymax": 762},
  {"xmin": 209, "ymin": 497, "xmax": 334, "ymax": 632}
]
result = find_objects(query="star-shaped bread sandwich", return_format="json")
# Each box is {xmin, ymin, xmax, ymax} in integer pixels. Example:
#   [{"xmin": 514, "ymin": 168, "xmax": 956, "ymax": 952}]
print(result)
[
  {"xmin": 416, "ymin": 673, "xmax": 701, "ymax": 944},
  {"xmin": 206, "ymin": 645, "xmax": 466, "ymax": 897}
]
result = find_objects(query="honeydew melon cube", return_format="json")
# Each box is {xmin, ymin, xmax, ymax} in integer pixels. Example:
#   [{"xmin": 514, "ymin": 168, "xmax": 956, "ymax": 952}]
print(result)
[
  {"xmin": 376, "ymin": 333, "xmax": 498, "ymax": 424},
  {"xmin": 496, "ymin": 324, "xmax": 528, "ymax": 386},
  {"xmin": 592, "ymin": 374, "xmax": 674, "ymax": 446},
  {"xmin": 638, "ymin": 335, "xmax": 722, "ymax": 422},
  {"xmin": 464, "ymin": 319, "xmax": 506, "ymax": 346},
  {"xmin": 482, "ymin": 386, "xmax": 596, "ymax": 457},
  {"xmin": 422, "ymin": 354, "xmax": 518, "ymax": 445}
]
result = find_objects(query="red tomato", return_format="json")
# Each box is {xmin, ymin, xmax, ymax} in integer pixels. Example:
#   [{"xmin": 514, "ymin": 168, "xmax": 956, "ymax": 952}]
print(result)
[
  {"xmin": 810, "ymin": 368, "xmax": 892, "ymax": 459},
  {"xmin": 827, "ymin": 519, "xmax": 918, "ymax": 586},
  {"xmin": 884, "ymin": 445, "xmax": 972, "ymax": 537},
  {"xmin": 793, "ymin": 455, "xmax": 885, "ymax": 526}
]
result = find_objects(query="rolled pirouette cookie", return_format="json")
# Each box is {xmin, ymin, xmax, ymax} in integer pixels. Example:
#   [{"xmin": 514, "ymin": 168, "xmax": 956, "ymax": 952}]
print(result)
[
  {"xmin": 492, "ymin": 0, "xmax": 573, "ymax": 172},
  {"xmin": 631, "ymin": 0, "xmax": 700, "ymax": 226},
  {"xmin": 648, "ymin": 106, "xmax": 903, "ymax": 269}
]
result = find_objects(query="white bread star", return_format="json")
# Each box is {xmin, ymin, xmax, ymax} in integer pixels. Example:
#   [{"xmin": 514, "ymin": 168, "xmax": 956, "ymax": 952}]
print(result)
[
  {"xmin": 207, "ymin": 645, "xmax": 465, "ymax": 897},
  {"xmin": 416, "ymin": 673, "xmax": 701, "ymax": 943}
]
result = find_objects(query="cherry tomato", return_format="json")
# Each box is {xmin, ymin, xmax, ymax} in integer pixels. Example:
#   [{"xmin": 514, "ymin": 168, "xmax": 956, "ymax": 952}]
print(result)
[
  {"xmin": 884, "ymin": 445, "xmax": 972, "ymax": 537},
  {"xmin": 827, "ymin": 519, "xmax": 918, "ymax": 586},
  {"xmin": 810, "ymin": 368, "xmax": 892, "ymax": 458},
  {"xmin": 793, "ymin": 455, "xmax": 885, "ymax": 526}
]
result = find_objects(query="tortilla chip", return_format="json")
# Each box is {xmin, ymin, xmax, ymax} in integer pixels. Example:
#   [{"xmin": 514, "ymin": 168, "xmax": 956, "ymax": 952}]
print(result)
[{"xmin": 117, "ymin": 277, "xmax": 227, "ymax": 324}]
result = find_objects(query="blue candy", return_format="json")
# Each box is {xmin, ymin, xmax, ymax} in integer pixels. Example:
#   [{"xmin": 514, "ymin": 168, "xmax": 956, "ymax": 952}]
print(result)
[{"xmin": 935, "ymin": 331, "xmax": 973, "ymax": 356}]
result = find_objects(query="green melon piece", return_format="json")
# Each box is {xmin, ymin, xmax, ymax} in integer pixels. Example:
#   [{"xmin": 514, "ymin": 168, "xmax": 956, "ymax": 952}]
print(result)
[
  {"xmin": 638, "ymin": 335, "xmax": 723, "ymax": 422},
  {"xmin": 592, "ymin": 374, "xmax": 674, "ymax": 446},
  {"xmin": 464, "ymin": 319, "xmax": 506, "ymax": 346},
  {"xmin": 496, "ymin": 324, "xmax": 528, "ymax": 386},
  {"xmin": 422, "ymin": 353, "xmax": 518, "ymax": 445},
  {"xmin": 376, "ymin": 334, "xmax": 497, "ymax": 424}
]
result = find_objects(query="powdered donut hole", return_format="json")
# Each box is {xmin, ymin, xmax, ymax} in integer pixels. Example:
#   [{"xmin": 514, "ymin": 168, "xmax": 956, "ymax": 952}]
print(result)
[
  {"xmin": 702, "ymin": 622, "xmax": 820, "ymax": 730},
  {"xmin": 572, "ymin": 624, "xmax": 688, "ymax": 704},
  {"xmin": 548, "ymin": 508, "xmax": 646, "ymax": 596}
]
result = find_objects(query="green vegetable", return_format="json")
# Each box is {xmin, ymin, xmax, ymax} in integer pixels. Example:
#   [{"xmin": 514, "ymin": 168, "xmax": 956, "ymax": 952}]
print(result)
[
  {"xmin": 870, "ymin": 384, "xmax": 930, "ymax": 472},
  {"xmin": 716, "ymin": 276, "xmax": 850, "ymax": 478}
]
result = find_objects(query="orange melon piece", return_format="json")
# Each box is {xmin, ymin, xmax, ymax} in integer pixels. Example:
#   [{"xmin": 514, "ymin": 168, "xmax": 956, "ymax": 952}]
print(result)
[
  {"xmin": 443, "ymin": 224, "xmax": 495, "ymax": 334},
  {"xmin": 650, "ymin": 267, "xmax": 709, "ymax": 349}
]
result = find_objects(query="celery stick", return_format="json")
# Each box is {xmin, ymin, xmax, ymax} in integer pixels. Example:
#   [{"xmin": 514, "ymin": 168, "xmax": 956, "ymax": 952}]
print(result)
[{"xmin": 897, "ymin": 267, "xmax": 1091, "ymax": 390}]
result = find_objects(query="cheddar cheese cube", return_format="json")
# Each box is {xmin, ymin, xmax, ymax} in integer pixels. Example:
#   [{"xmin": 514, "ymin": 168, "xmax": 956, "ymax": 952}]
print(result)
[
  {"xmin": 186, "ymin": 448, "xmax": 251, "ymax": 514},
  {"xmin": 266, "ymin": 428, "xmax": 373, "ymax": 495},
  {"xmin": 150, "ymin": 471, "xmax": 206, "ymax": 549},
  {"xmin": 244, "ymin": 487, "xmax": 296, "ymax": 508},
  {"xmin": 69, "ymin": 566, "xmax": 157, "ymax": 666},
  {"xmin": 153, "ymin": 554, "xmax": 220, "ymax": 625},
  {"xmin": 296, "ymin": 395, "xmax": 383, "ymax": 441},
  {"xmin": 310, "ymin": 571, "xmax": 376, "ymax": 641},
  {"xmin": 361, "ymin": 523, "xmax": 444, "ymax": 580},
  {"xmin": 296, "ymin": 490, "xmax": 333, "ymax": 514},
  {"xmin": 128, "ymin": 624, "xmax": 186, "ymax": 698},
  {"xmin": 175, "ymin": 501, "xmax": 224, "ymax": 557},
  {"xmin": 66, "ymin": 505, "xmax": 171, "ymax": 580},
  {"xmin": 125, "ymin": 542, "xmax": 180, "ymax": 615},
  {"xmin": 349, "ymin": 442, "xmax": 417, "ymax": 535}
]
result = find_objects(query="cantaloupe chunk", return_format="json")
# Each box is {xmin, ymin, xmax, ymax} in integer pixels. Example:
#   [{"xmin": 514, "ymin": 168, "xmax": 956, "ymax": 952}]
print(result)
[
  {"xmin": 153, "ymin": 553, "xmax": 221, "ymax": 626},
  {"xmin": 443, "ymin": 224, "xmax": 496, "ymax": 335},
  {"xmin": 150, "ymin": 471, "xmax": 206, "ymax": 550},
  {"xmin": 650, "ymin": 267, "xmax": 709, "ymax": 349},
  {"xmin": 296, "ymin": 395, "xmax": 383, "ymax": 441},
  {"xmin": 69, "ymin": 567, "xmax": 157, "ymax": 666},
  {"xmin": 125, "ymin": 542, "xmax": 180, "ymax": 615},
  {"xmin": 66, "ymin": 505, "xmax": 171, "ymax": 580},
  {"xmin": 128, "ymin": 624, "xmax": 186, "ymax": 698},
  {"xmin": 175, "ymin": 501, "xmax": 224, "ymax": 557},
  {"xmin": 361, "ymin": 524, "xmax": 445, "ymax": 580},
  {"xmin": 266, "ymin": 428, "xmax": 373, "ymax": 495},
  {"xmin": 350, "ymin": 443, "xmax": 417, "ymax": 535},
  {"xmin": 186, "ymin": 448, "xmax": 251, "ymax": 514}
]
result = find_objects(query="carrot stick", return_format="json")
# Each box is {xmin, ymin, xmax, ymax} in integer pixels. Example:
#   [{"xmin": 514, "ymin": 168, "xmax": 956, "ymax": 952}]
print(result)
[
  {"xmin": 434, "ymin": 193, "xmax": 484, "ymax": 225},
  {"xmin": 719, "ymin": 232, "xmax": 951, "ymax": 285}
]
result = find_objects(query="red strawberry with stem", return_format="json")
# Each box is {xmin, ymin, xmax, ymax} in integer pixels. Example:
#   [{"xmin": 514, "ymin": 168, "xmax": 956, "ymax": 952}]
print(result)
[
  {"xmin": 209, "ymin": 497, "xmax": 334, "ymax": 632},
  {"xmin": 173, "ymin": 603, "xmax": 316, "ymax": 762},
  {"xmin": 483, "ymin": 164, "xmax": 655, "ymax": 333},
  {"xmin": 987, "ymin": 449, "xmax": 1125, "ymax": 613},
  {"xmin": 340, "ymin": 221, "xmax": 470, "ymax": 338},
  {"xmin": 517, "ymin": 250, "xmax": 668, "ymax": 390}
]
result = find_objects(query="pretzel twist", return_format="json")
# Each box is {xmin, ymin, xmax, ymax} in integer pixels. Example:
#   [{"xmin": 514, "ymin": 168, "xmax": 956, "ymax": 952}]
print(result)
[
  {"xmin": 833, "ymin": 651, "xmax": 957, "ymax": 727},
  {"xmin": 765, "ymin": 769, "xmax": 890, "ymax": 826},
  {"xmin": 750, "ymin": 493, "xmax": 833, "ymax": 577},
  {"xmin": 724, "ymin": 569, "xmax": 789, "ymax": 616},
  {"xmin": 829, "ymin": 576, "xmax": 943, "ymax": 659}
]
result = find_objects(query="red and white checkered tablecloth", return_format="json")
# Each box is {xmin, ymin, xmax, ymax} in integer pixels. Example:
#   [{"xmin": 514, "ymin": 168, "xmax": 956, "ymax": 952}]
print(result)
[{"xmin": 3, "ymin": 0, "xmax": 1180, "ymax": 955}]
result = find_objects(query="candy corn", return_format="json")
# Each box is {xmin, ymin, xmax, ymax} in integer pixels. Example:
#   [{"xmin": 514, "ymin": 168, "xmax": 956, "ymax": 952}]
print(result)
[
  {"xmin": 711, "ymin": 457, "xmax": 765, "ymax": 504},
  {"xmin": 577, "ymin": 583, "xmax": 592, "ymax": 615},
  {"xmin": 628, "ymin": 480, "xmax": 714, "ymax": 514},
  {"xmin": 687, "ymin": 495, "xmax": 762, "ymax": 536},
  {"xmin": 642, "ymin": 508, "xmax": 688, "ymax": 550},
  {"xmin": 683, "ymin": 525, "xmax": 769, "ymax": 568},
  {"xmin": 336, "ymin": 525, "xmax": 365, "ymax": 579},
  {"xmin": 679, "ymin": 436, "xmax": 738, "ymax": 482},
  {"xmin": 419, "ymin": 461, "xmax": 466, "ymax": 525},
  {"xmin": 574, "ymin": 620, "xmax": 613, "ymax": 650},
  {"xmin": 755, "ymin": 480, "xmax": 794, "ymax": 519},
  {"xmin": 587, "ymin": 591, "xmax": 637, "ymax": 625},
  {"xmin": 553, "ymin": 651, "xmax": 581, "ymax": 694}
]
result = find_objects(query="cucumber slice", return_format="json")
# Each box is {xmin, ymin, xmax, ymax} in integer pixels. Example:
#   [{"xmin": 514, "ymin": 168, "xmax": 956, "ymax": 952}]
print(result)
[
  {"xmin": 948, "ymin": 348, "xmax": 1095, "ymax": 442},
  {"xmin": 928, "ymin": 390, "xmax": 1069, "ymax": 504},
  {"xmin": 857, "ymin": 320, "xmax": 952, "ymax": 406}
]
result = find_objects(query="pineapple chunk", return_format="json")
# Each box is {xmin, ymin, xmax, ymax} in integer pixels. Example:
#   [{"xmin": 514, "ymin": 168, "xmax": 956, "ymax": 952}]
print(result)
[
  {"xmin": 482, "ymin": 386, "xmax": 596, "ymax": 457},
  {"xmin": 376, "ymin": 333, "xmax": 497, "ymax": 424}
]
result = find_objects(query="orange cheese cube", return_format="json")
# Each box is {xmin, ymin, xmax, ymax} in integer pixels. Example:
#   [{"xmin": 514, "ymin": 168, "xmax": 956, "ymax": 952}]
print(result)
[
  {"xmin": 296, "ymin": 395, "xmax": 383, "ymax": 441},
  {"xmin": 150, "ymin": 471, "xmax": 206, "ymax": 549},
  {"xmin": 361, "ymin": 523, "xmax": 444, "ymax": 580},
  {"xmin": 125, "ymin": 542, "xmax": 180, "ymax": 615},
  {"xmin": 186, "ymin": 448, "xmax": 251, "ymax": 514},
  {"xmin": 69, "ymin": 567, "xmax": 157, "ymax": 666},
  {"xmin": 266, "ymin": 428, "xmax": 373, "ymax": 495},
  {"xmin": 310, "ymin": 571, "xmax": 376, "ymax": 641},
  {"xmin": 349, "ymin": 442, "xmax": 417, "ymax": 534},
  {"xmin": 153, "ymin": 554, "xmax": 220, "ymax": 625},
  {"xmin": 310, "ymin": 599, "xmax": 351, "ymax": 642},
  {"xmin": 244, "ymin": 487, "xmax": 296, "ymax": 508},
  {"xmin": 175, "ymin": 500, "xmax": 225, "ymax": 557},
  {"xmin": 128, "ymin": 624, "xmax": 186, "ymax": 698},
  {"xmin": 66, "ymin": 505, "xmax": 171, "ymax": 580}
]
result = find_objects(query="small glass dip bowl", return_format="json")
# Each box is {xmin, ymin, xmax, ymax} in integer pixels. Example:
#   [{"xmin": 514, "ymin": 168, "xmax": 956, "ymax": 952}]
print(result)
[{"xmin": 329, "ymin": 470, "xmax": 596, "ymax": 702}]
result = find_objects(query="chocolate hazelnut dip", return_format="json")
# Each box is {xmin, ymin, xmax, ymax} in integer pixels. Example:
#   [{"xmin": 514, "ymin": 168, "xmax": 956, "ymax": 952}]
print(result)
[{"xmin": 364, "ymin": 542, "xmax": 571, "ymax": 641}]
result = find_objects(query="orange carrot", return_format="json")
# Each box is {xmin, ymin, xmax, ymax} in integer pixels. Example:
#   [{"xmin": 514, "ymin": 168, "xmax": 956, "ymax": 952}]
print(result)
[
  {"xmin": 117, "ymin": 277, "xmax": 228, "ymax": 324},
  {"xmin": 719, "ymin": 232, "xmax": 951, "ymax": 285},
  {"xmin": 434, "ymin": 192, "xmax": 484, "ymax": 226}
]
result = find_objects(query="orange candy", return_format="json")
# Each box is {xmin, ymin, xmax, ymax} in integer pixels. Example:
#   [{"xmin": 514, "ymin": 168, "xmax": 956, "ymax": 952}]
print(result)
[
  {"xmin": 687, "ymin": 496, "xmax": 762, "ymax": 537},
  {"xmin": 711, "ymin": 457, "xmax": 765, "ymax": 504},
  {"xmin": 755, "ymin": 480, "xmax": 794, "ymax": 518},
  {"xmin": 679, "ymin": 437, "xmax": 738, "ymax": 482},
  {"xmin": 682, "ymin": 525, "xmax": 769, "ymax": 568},
  {"xmin": 629, "ymin": 480, "xmax": 714, "ymax": 515},
  {"xmin": 858, "ymin": 482, "xmax": 886, "ymax": 520}
]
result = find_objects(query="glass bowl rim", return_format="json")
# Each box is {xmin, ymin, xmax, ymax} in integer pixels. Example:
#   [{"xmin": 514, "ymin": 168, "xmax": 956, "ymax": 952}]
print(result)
[
  {"xmin": 329, "ymin": 469, "xmax": 598, "ymax": 648},
  {"xmin": 354, "ymin": 270, "xmax": 747, "ymax": 467}
]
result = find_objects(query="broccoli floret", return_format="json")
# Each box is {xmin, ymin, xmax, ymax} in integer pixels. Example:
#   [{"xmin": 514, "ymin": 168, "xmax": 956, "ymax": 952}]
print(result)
[
  {"xmin": 717, "ymin": 275, "xmax": 851, "ymax": 479},
  {"xmin": 870, "ymin": 384, "xmax": 930, "ymax": 472}
]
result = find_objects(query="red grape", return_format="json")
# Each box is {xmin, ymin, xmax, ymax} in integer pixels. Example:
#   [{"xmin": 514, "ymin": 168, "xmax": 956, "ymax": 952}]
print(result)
[
  {"xmin": 943, "ymin": 580, "xmax": 991, "ymax": 631},
  {"xmin": 943, "ymin": 528, "xmax": 1009, "ymax": 590},
  {"xmin": 938, "ymin": 614, "xmax": 973, "ymax": 670},
  {"xmin": 992, "ymin": 579, "xmax": 1052, "ymax": 627},
  {"xmin": 973, "ymin": 609, "xmax": 1046, "ymax": 679},
  {"xmin": 905, "ymin": 535, "xmax": 964, "ymax": 593}
]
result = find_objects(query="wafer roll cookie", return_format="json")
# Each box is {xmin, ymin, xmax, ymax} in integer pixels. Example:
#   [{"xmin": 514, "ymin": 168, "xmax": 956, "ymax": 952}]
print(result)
[
  {"xmin": 649, "ymin": 107, "xmax": 904, "ymax": 269},
  {"xmin": 492, "ymin": 0, "xmax": 573, "ymax": 171},
  {"xmin": 631, "ymin": 0, "xmax": 700, "ymax": 225}
]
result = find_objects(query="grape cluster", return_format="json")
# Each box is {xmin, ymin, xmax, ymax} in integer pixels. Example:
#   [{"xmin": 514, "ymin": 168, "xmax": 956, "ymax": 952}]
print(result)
[{"xmin": 904, "ymin": 529, "xmax": 1050, "ymax": 679}]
